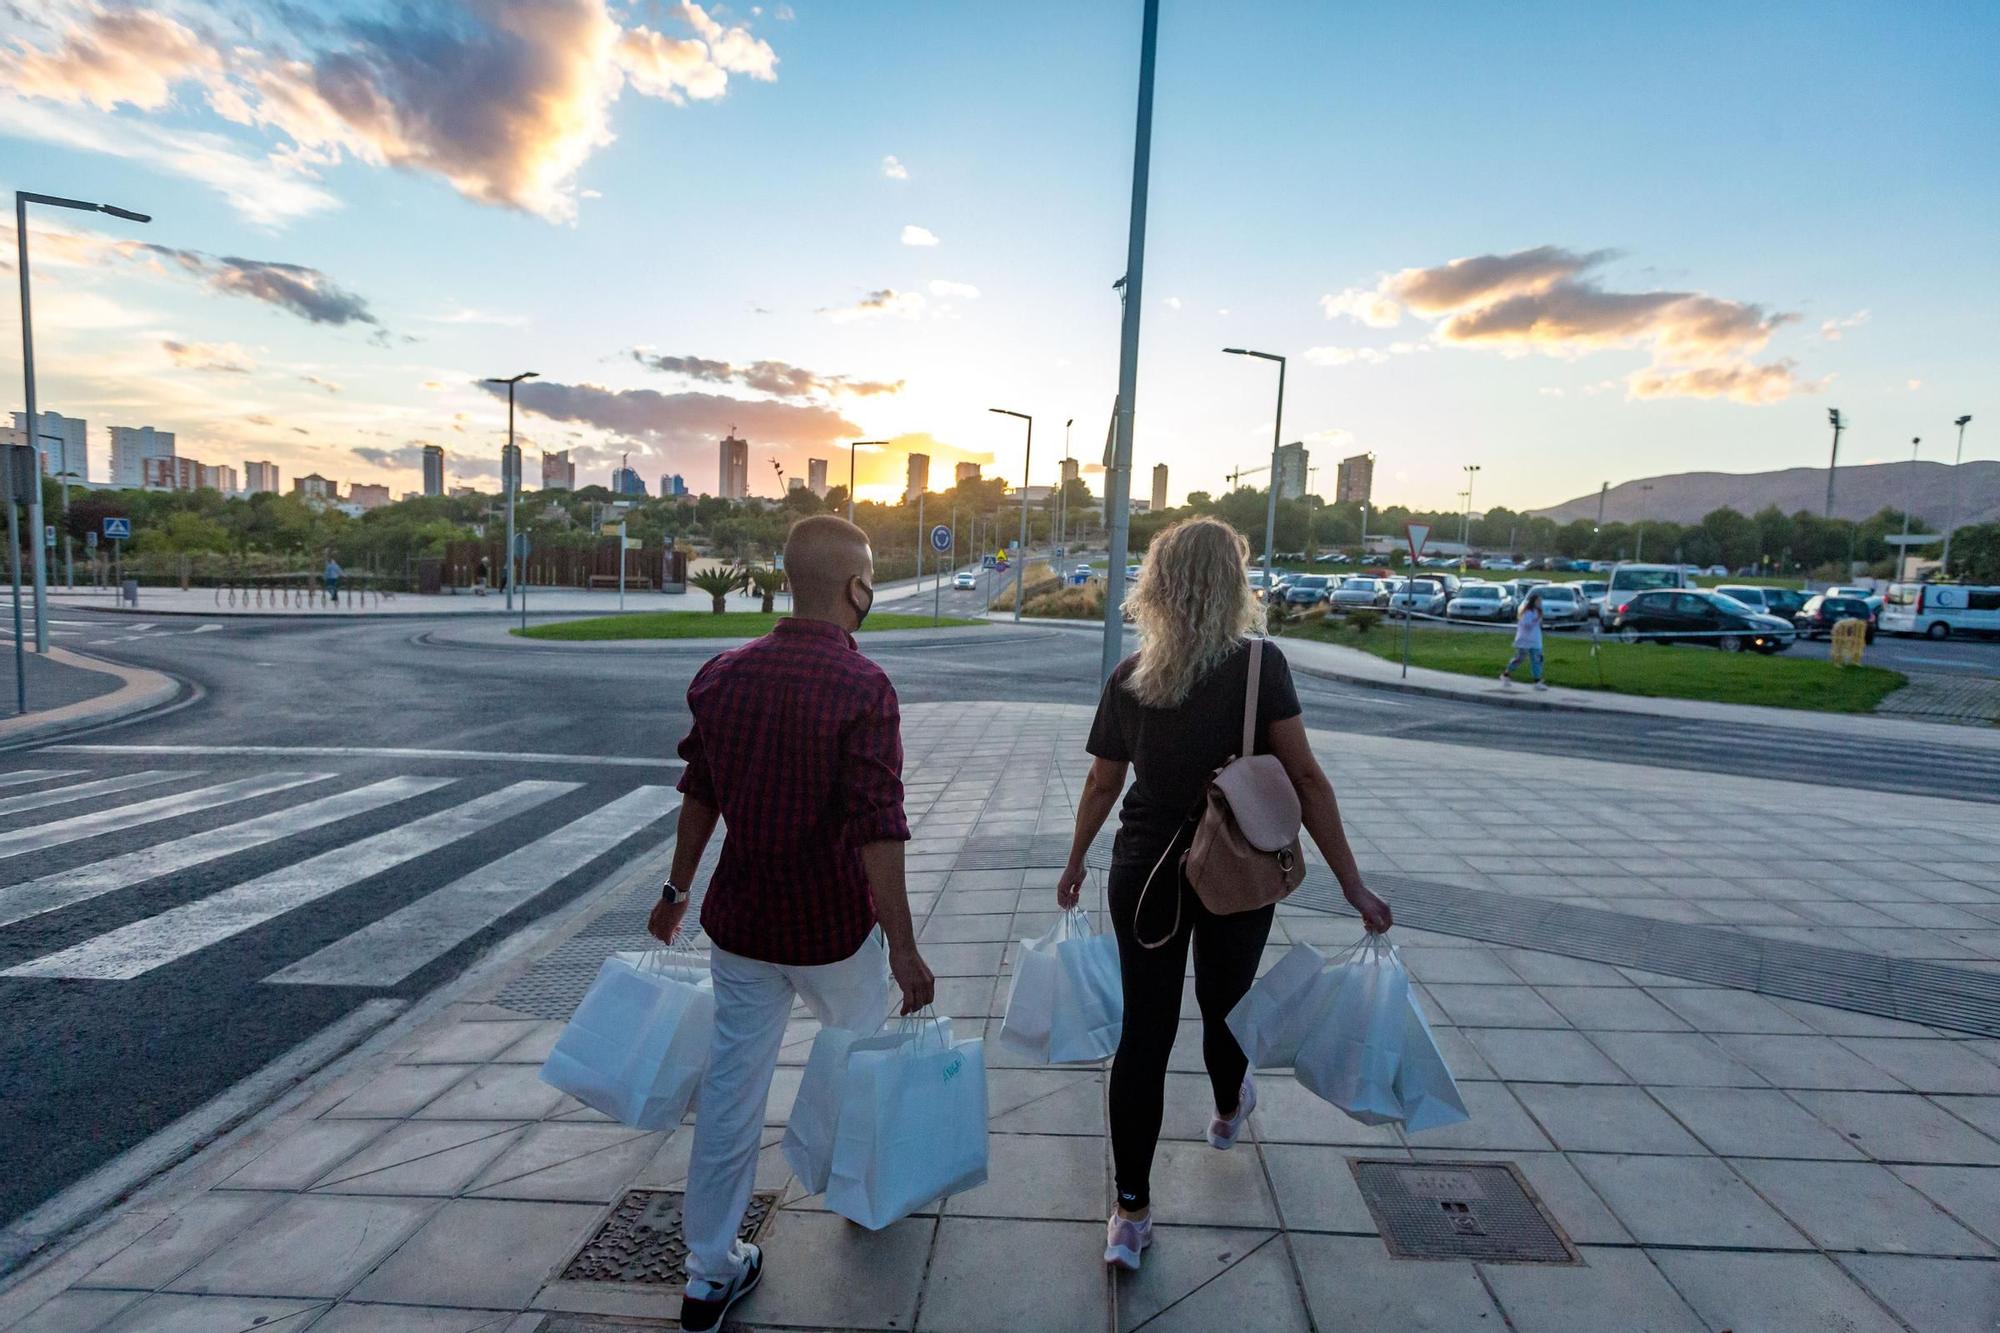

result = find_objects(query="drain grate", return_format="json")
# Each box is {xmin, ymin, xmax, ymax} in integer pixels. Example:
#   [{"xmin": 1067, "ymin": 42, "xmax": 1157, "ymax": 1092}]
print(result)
[
  {"xmin": 1351, "ymin": 1159, "xmax": 1578, "ymax": 1265},
  {"xmin": 560, "ymin": 1188, "xmax": 781, "ymax": 1286}
]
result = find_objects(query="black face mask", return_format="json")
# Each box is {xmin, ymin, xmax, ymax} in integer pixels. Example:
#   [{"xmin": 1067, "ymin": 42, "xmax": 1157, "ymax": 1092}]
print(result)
[{"xmin": 850, "ymin": 576, "xmax": 875, "ymax": 629}]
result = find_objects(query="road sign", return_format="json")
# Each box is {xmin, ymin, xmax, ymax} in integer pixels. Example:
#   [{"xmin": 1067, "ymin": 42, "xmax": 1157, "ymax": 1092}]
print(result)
[
  {"xmin": 929, "ymin": 524, "xmax": 952, "ymax": 552},
  {"xmin": 85, "ymin": 531, "xmax": 98, "ymax": 549},
  {"xmin": 102, "ymin": 516, "xmax": 131, "ymax": 540},
  {"xmin": 514, "ymin": 532, "xmax": 531, "ymax": 558},
  {"xmin": 44, "ymin": 525, "xmax": 55, "ymax": 548},
  {"xmin": 1406, "ymin": 522, "xmax": 1431, "ymax": 565},
  {"xmin": 981, "ymin": 554, "xmax": 997, "ymax": 570}
]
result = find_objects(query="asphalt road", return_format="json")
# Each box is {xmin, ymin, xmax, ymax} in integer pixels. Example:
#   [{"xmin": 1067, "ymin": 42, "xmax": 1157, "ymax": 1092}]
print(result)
[{"xmin": 3, "ymin": 603, "xmax": 1999, "ymax": 1230}]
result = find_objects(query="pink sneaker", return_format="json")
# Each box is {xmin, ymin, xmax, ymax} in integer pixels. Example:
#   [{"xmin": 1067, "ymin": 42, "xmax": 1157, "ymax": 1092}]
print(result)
[
  {"xmin": 1207, "ymin": 1074, "xmax": 1257, "ymax": 1149},
  {"xmin": 1104, "ymin": 1212, "xmax": 1152, "ymax": 1271}
]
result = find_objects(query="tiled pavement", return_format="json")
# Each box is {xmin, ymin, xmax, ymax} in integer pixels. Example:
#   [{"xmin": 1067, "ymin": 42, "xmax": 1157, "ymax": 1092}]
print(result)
[
  {"xmin": 3, "ymin": 702, "xmax": 1997, "ymax": 1331},
  {"xmin": 1877, "ymin": 672, "xmax": 2000, "ymax": 728}
]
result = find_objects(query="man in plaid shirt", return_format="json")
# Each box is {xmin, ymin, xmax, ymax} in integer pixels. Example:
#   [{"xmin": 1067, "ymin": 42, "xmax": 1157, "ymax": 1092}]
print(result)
[{"xmin": 650, "ymin": 514, "xmax": 934, "ymax": 1331}]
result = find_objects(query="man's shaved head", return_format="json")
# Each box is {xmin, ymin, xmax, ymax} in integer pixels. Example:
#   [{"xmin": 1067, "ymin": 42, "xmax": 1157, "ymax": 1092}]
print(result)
[{"xmin": 785, "ymin": 514, "xmax": 875, "ymax": 619}]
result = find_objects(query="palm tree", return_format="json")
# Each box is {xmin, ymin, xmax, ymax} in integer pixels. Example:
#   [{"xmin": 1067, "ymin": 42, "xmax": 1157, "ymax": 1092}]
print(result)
[
  {"xmin": 746, "ymin": 565, "xmax": 787, "ymax": 613},
  {"xmin": 689, "ymin": 565, "xmax": 744, "ymax": 614}
]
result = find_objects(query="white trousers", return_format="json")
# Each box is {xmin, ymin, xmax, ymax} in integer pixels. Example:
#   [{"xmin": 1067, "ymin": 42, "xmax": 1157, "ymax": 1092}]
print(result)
[{"xmin": 684, "ymin": 927, "xmax": 891, "ymax": 1293}]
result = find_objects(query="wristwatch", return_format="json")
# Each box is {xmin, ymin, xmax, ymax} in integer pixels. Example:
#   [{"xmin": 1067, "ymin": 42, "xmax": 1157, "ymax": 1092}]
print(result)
[{"xmin": 660, "ymin": 879, "xmax": 688, "ymax": 906}]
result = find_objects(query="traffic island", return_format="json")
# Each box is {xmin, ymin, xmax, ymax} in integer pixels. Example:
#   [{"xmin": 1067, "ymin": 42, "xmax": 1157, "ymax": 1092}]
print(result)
[{"xmin": 512, "ymin": 611, "xmax": 983, "ymax": 642}]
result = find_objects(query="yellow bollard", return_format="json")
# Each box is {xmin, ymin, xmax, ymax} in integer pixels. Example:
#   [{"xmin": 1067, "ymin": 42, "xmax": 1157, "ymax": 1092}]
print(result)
[{"xmin": 1830, "ymin": 617, "xmax": 1866, "ymax": 667}]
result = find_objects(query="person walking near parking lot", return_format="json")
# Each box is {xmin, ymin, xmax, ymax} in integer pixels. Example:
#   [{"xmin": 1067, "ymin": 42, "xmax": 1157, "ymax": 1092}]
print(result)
[
  {"xmin": 648, "ymin": 513, "xmax": 936, "ymax": 1331},
  {"xmin": 1502, "ymin": 589, "xmax": 1547, "ymax": 690},
  {"xmin": 1054, "ymin": 516, "xmax": 1393, "ymax": 1273},
  {"xmin": 322, "ymin": 553, "xmax": 341, "ymax": 604}
]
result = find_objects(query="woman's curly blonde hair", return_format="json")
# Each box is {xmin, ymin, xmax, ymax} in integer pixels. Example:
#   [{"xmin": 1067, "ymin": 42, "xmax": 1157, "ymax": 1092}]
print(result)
[{"xmin": 1124, "ymin": 516, "xmax": 1262, "ymax": 708}]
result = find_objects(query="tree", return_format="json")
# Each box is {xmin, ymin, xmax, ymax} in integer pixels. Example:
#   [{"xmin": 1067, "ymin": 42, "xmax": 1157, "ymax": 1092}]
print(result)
[
  {"xmin": 746, "ymin": 565, "xmax": 786, "ymax": 613},
  {"xmin": 689, "ymin": 566, "xmax": 743, "ymax": 614}
]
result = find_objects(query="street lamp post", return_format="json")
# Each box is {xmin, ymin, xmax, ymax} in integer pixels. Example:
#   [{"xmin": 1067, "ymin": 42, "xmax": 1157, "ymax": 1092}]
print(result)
[
  {"xmin": 1634, "ymin": 483, "xmax": 1655, "ymax": 562},
  {"xmin": 16, "ymin": 190, "xmax": 149, "ymax": 650},
  {"xmin": 1898, "ymin": 436, "xmax": 1920, "ymax": 580},
  {"xmin": 1459, "ymin": 464, "xmax": 1481, "ymax": 574},
  {"xmin": 989, "ymin": 409, "xmax": 1033, "ymax": 624},
  {"xmin": 1223, "ymin": 348, "xmax": 1287, "ymax": 594},
  {"xmin": 1942, "ymin": 415, "xmax": 1973, "ymax": 575},
  {"xmin": 1824, "ymin": 408, "xmax": 1846, "ymax": 519},
  {"xmin": 844, "ymin": 440, "xmax": 887, "ymax": 522},
  {"xmin": 1058, "ymin": 417, "xmax": 1073, "ymax": 555},
  {"xmin": 481, "ymin": 371, "xmax": 537, "ymax": 614}
]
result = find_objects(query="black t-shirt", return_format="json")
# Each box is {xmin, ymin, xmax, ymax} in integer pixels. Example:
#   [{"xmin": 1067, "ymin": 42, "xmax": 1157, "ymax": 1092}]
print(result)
[{"xmin": 1087, "ymin": 639, "xmax": 1302, "ymax": 870}]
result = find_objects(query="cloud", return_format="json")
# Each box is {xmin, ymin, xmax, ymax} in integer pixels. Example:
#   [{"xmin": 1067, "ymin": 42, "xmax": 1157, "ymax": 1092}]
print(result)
[
  {"xmin": 900, "ymin": 224, "xmax": 939, "ymax": 247},
  {"xmin": 422, "ymin": 305, "xmax": 530, "ymax": 327},
  {"xmin": 1626, "ymin": 360, "xmax": 1819, "ymax": 406},
  {"xmin": 128, "ymin": 244, "xmax": 379, "ymax": 327},
  {"xmin": 300, "ymin": 374, "xmax": 342, "ymax": 393},
  {"xmin": 485, "ymin": 379, "xmax": 860, "ymax": 452},
  {"xmin": 1537, "ymin": 387, "xmax": 1566, "ymax": 398},
  {"xmin": 631, "ymin": 350, "xmax": 904, "ymax": 398},
  {"xmin": 1319, "ymin": 287, "xmax": 1404, "ymax": 328},
  {"xmin": 1304, "ymin": 346, "xmax": 1391, "ymax": 367},
  {"xmin": 927, "ymin": 279, "xmax": 979, "ymax": 300},
  {"xmin": 162, "ymin": 339, "xmax": 254, "ymax": 373},
  {"xmin": 1820, "ymin": 310, "xmax": 1870, "ymax": 341},
  {"xmin": 820, "ymin": 288, "xmax": 926, "ymax": 323},
  {"xmin": 881, "ymin": 154, "xmax": 908, "ymax": 180},
  {"xmin": 246, "ymin": 414, "xmax": 275, "ymax": 427},
  {"xmin": 1162, "ymin": 296, "xmax": 1182, "ymax": 310},
  {"xmin": 0, "ymin": 4, "xmax": 217, "ymax": 111},
  {"xmin": 1907, "ymin": 378, "xmax": 1922, "ymax": 392}
]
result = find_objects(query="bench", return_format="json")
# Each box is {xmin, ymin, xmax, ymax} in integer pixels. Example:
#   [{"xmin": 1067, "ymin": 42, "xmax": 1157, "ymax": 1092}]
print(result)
[{"xmin": 588, "ymin": 574, "xmax": 655, "ymax": 590}]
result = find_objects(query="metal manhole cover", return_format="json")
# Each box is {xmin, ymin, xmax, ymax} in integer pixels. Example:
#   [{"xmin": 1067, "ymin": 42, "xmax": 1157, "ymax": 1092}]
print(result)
[
  {"xmin": 1351, "ymin": 1159, "xmax": 1579, "ymax": 1264},
  {"xmin": 560, "ymin": 1188, "xmax": 781, "ymax": 1286}
]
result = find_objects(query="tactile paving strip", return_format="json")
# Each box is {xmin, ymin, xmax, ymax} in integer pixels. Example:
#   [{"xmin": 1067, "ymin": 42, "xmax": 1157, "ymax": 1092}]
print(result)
[
  {"xmin": 560, "ymin": 1188, "xmax": 780, "ymax": 1285},
  {"xmin": 1350, "ymin": 1159, "xmax": 1578, "ymax": 1264}
]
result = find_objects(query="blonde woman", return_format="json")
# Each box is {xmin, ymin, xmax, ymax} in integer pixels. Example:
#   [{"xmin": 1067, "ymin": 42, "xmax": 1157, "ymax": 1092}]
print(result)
[{"xmin": 1056, "ymin": 516, "xmax": 1392, "ymax": 1272}]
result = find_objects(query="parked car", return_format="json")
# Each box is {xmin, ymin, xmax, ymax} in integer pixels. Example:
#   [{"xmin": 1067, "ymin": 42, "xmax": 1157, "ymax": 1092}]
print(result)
[
  {"xmin": 1703, "ymin": 565, "xmax": 1729, "ymax": 577},
  {"xmin": 1074, "ymin": 563, "xmax": 1093, "ymax": 577},
  {"xmin": 1601, "ymin": 563, "xmax": 1696, "ymax": 624},
  {"xmin": 1529, "ymin": 584, "xmax": 1589, "ymax": 628},
  {"xmin": 953, "ymin": 570, "xmax": 978, "ymax": 590},
  {"xmin": 1879, "ymin": 582, "xmax": 2000, "ymax": 639},
  {"xmin": 1716, "ymin": 585, "xmax": 1810, "ymax": 620},
  {"xmin": 1447, "ymin": 583, "xmax": 1514, "ymax": 621},
  {"xmin": 1611, "ymin": 589, "xmax": 1796, "ymax": 652},
  {"xmin": 1332, "ymin": 576, "xmax": 1387, "ymax": 611},
  {"xmin": 1388, "ymin": 578, "xmax": 1448, "ymax": 617},
  {"xmin": 1283, "ymin": 575, "xmax": 1335, "ymax": 608},
  {"xmin": 1794, "ymin": 594, "xmax": 1877, "ymax": 642}
]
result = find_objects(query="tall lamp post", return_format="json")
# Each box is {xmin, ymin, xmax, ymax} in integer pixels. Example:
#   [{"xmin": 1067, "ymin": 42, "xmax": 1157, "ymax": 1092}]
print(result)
[
  {"xmin": 1942, "ymin": 415, "xmax": 1973, "ymax": 575},
  {"xmin": 1058, "ymin": 417, "xmax": 1073, "ymax": 555},
  {"xmin": 16, "ymin": 190, "xmax": 149, "ymax": 650},
  {"xmin": 1459, "ymin": 464, "xmax": 1481, "ymax": 573},
  {"xmin": 845, "ymin": 440, "xmax": 887, "ymax": 522},
  {"xmin": 1824, "ymin": 408, "xmax": 1846, "ymax": 518},
  {"xmin": 1223, "ymin": 347, "xmax": 1286, "ymax": 594},
  {"xmin": 1634, "ymin": 483, "xmax": 1655, "ymax": 562},
  {"xmin": 989, "ymin": 408, "xmax": 1033, "ymax": 623},
  {"xmin": 482, "ymin": 371, "xmax": 537, "ymax": 614},
  {"xmin": 1898, "ymin": 436, "xmax": 1920, "ymax": 580}
]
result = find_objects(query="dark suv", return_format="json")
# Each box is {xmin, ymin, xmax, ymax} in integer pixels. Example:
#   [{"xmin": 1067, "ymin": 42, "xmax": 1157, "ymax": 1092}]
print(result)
[
  {"xmin": 1611, "ymin": 590, "xmax": 1797, "ymax": 652},
  {"xmin": 1794, "ymin": 594, "xmax": 1876, "ymax": 642}
]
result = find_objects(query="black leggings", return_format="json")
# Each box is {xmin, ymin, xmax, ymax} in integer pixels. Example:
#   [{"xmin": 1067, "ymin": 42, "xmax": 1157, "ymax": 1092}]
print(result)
[{"xmin": 1106, "ymin": 852, "xmax": 1274, "ymax": 1212}]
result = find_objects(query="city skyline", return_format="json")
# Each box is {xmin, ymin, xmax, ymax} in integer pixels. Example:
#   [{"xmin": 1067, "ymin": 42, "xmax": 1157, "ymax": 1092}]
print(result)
[{"xmin": 0, "ymin": 2, "xmax": 1992, "ymax": 511}]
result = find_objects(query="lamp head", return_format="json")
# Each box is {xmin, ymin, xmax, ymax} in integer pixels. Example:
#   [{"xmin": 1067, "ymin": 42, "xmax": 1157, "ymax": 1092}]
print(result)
[
  {"xmin": 98, "ymin": 205, "xmax": 150, "ymax": 223},
  {"xmin": 1956, "ymin": 414, "xmax": 1973, "ymax": 427}
]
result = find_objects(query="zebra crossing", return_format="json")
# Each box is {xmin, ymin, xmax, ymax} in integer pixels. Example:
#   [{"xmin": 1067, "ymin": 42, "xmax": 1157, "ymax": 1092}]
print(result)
[{"xmin": 0, "ymin": 762, "xmax": 679, "ymax": 988}]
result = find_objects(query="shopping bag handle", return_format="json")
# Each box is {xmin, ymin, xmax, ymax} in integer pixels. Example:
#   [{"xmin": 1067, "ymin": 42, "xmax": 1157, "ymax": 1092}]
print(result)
[{"xmin": 892, "ymin": 1007, "xmax": 952, "ymax": 1052}]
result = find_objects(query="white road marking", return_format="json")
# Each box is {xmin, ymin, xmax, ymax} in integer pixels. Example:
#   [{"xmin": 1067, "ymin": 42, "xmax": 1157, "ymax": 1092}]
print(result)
[
  {"xmin": 49, "ymin": 744, "xmax": 681, "ymax": 769},
  {"xmin": 269, "ymin": 786, "xmax": 679, "ymax": 988},
  {"xmin": 0, "ymin": 771, "xmax": 188, "ymax": 818},
  {"xmin": 0, "ymin": 772, "xmax": 333, "ymax": 862},
  {"xmin": 0, "ymin": 769, "xmax": 87, "ymax": 790},
  {"xmin": 0, "ymin": 776, "xmax": 453, "ymax": 930},
  {"xmin": 5, "ymin": 780, "xmax": 578, "ymax": 980}
]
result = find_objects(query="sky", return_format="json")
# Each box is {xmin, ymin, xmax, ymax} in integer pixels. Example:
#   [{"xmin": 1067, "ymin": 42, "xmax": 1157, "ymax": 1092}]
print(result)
[{"xmin": 1, "ymin": 0, "xmax": 1994, "ymax": 510}]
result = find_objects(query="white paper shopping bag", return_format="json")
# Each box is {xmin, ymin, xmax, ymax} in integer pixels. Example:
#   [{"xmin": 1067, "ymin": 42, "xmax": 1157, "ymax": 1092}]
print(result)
[
  {"xmin": 539, "ymin": 950, "xmax": 713, "ymax": 1130},
  {"xmin": 1292, "ymin": 937, "xmax": 1410, "ymax": 1124},
  {"xmin": 1393, "ymin": 986, "xmax": 1470, "ymax": 1133},
  {"xmin": 998, "ymin": 916, "xmax": 1067, "ymax": 1058},
  {"xmin": 1227, "ymin": 941, "xmax": 1334, "ymax": 1068},
  {"xmin": 1048, "ymin": 911, "xmax": 1123, "ymax": 1064},
  {"xmin": 825, "ymin": 1018, "xmax": 989, "ymax": 1230},
  {"xmin": 783, "ymin": 1018, "xmax": 953, "ymax": 1195}
]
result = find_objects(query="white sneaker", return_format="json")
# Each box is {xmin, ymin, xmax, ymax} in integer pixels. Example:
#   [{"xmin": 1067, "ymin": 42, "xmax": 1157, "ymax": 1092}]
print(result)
[
  {"xmin": 1207, "ymin": 1074, "xmax": 1258, "ymax": 1150},
  {"xmin": 1105, "ymin": 1212, "xmax": 1153, "ymax": 1271},
  {"xmin": 1498, "ymin": 672, "xmax": 1513, "ymax": 686},
  {"xmin": 1533, "ymin": 681, "xmax": 1549, "ymax": 692}
]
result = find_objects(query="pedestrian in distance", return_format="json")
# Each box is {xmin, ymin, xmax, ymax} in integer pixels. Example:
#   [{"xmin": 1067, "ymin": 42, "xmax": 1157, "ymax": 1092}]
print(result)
[
  {"xmin": 1054, "ymin": 516, "xmax": 1393, "ymax": 1273},
  {"xmin": 1501, "ymin": 588, "xmax": 1548, "ymax": 690},
  {"xmin": 322, "ymin": 553, "xmax": 341, "ymax": 604},
  {"xmin": 648, "ymin": 513, "xmax": 936, "ymax": 1332}
]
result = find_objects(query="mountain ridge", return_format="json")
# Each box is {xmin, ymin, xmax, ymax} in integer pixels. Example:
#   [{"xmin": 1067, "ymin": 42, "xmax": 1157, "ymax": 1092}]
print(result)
[{"xmin": 1528, "ymin": 459, "xmax": 2000, "ymax": 528}]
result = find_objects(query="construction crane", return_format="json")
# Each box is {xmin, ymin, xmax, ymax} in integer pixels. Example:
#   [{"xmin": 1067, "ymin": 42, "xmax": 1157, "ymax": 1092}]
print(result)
[{"xmin": 1226, "ymin": 462, "xmax": 1269, "ymax": 490}]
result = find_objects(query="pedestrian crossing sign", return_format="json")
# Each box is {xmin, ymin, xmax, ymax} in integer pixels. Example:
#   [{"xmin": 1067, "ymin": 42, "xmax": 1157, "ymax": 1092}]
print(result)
[{"xmin": 102, "ymin": 517, "xmax": 131, "ymax": 540}]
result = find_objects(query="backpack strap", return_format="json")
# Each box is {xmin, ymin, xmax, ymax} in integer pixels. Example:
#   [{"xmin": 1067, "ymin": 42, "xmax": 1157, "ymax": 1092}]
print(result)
[{"xmin": 1241, "ymin": 638, "xmax": 1263, "ymax": 758}]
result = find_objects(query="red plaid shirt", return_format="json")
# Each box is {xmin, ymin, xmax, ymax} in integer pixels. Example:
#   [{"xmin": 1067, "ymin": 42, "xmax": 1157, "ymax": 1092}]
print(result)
[{"xmin": 677, "ymin": 617, "xmax": 910, "ymax": 965}]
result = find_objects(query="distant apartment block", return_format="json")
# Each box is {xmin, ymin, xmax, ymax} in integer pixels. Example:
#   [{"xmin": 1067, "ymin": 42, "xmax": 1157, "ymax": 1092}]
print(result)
[
  {"xmin": 1151, "ymin": 463, "xmax": 1169, "ymax": 512},
  {"xmin": 422, "ymin": 444, "xmax": 446, "ymax": 496},
  {"xmin": 10, "ymin": 411, "xmax": 88, "ymax": 482},
  {"xmin": 718, "ymin": 433, "xmax": 750, "ymax": 500},
  {"xmin": 245, "ymin": 460, "xmax": 280, "ymax": 494},
  {"xmin": 611, "ymin": 466, "xmax": 647, "ymax": 496},
  {"xmin": 1335, "ymin": 452, "xmax": 1374, "ymax": 505},
  {"xmin": 109, "ymin": 425, "xmax": 174, "ymax": 488},
  {"xmin": 787, "ymin": 476, "xmax": 806, "ymax": 493},
  {"xmin": 294, "ymin": 472, "xmax": 338, "ymax": 500},
  {"xmin": 205, "ymin": 463, "xmax": 238, "ymax": 493},
  {"xmin": 1060, "ymin": 457, "xmax": 1081, "ymax": 489},
  {"xmin": 807, "ymin": 457, "xmax": 829, "ymax": 497},
  {"xmin": 349, "ymin": 483, "xmax": 391, "ymax": 510},
  {"xmin": 540, "ymin": 449, "xmax": 574, "ymax": 491},
  {"xmin": 1275, "ymin": 443, "xmax": 1308, "ymax": 499},
  {"xmin": 661, "ymin": 474, "xmax": 687, "ymax": 497},
  {"xmin": 448, "ymin": 485, "xmax": 478, "ymax": 498},
  {"xmin": 955, "ymin": 461, "xmax": 982, "ymax": 484},
  {"xmin": 142, "ymin": 457, "xmax": 202, "ymax": 491},
  {"xmin": 905, "ymin": 453, "xmax": 930, "ymax": 503}
]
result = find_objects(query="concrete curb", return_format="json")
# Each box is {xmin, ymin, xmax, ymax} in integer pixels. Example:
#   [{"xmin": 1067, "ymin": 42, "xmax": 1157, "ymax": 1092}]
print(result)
[
  {"xmin": 417, "ymin": 618, "xmax": 1048, "ymax": 654},
  {"xmin": 0, "ymin": 646, "xmax": 182, "ymax": 748}
]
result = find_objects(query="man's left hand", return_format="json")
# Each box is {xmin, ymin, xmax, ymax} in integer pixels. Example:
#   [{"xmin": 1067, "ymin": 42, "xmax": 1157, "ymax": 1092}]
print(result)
[{"xmin": 647, "ymin": 896, "xmax": 689, "ymax": 945}]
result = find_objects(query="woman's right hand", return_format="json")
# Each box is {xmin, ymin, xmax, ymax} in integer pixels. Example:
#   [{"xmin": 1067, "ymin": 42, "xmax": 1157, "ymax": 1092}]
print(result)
[{"xmin": 1056, "ymin": 862, "xmax": 1085, "ymax": 910}]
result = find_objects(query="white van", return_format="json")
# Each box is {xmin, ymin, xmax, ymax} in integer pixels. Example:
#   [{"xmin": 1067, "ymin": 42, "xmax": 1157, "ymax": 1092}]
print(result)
[
  {"xmin": 1602, "ymin": 563, "xmax": 1694, "ymax": 623},
  {"xmin": 1879, "ymin": 583, "xmax": 2000, "ymax": 639}
]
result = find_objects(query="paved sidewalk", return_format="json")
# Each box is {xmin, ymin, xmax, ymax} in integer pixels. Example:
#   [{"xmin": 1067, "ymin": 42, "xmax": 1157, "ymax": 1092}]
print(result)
[
  {"xmin": 1878, "ymin": 672, "xmax": 2000, "ymax": 728},
  {"xmin": 0, "ymin": 646, "xmax": 179, "ymax": 746},
  {"xmin": 3, "ymin": 704, "xmax": 1996, "ymax": 1331}
]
